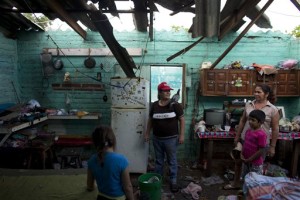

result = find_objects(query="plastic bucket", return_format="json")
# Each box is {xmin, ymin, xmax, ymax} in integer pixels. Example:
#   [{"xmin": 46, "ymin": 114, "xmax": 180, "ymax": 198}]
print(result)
[{"xmin": 138, "ymin": 173, "xmax": 162, "ymax": 200}]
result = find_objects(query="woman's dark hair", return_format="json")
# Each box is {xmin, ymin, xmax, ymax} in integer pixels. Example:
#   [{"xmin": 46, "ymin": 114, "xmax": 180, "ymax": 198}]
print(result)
[
  {"xmin": 92, "ymin": 125, "xmax": 116, "ymax": 163},
  {"xmin": 256, "ymin": 84, "xmax": 277, "ymax": 104}
]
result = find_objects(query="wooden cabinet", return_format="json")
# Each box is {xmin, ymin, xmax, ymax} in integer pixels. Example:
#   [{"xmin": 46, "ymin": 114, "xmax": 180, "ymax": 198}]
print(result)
[
  {"xmin": 227, "ymin": 70, "xmax": 252, "ymax": 96},
  {"xmin": 200, "ymin": 69, "xmax": 227, "ymax": 96},
  {"xmin": 200, "ymin": 69, "xmax": 253, "ymax": 96},
  {"xmin": 276, "ymin": 70, "xmax": 298, "ymax": 96},
  {"xmin": 255, "ymin": 69, "xmax": 299, "ymax": 96},
  {"xmin": 201, "ymin": 69, "xmax": 300, "ymax": 97}
]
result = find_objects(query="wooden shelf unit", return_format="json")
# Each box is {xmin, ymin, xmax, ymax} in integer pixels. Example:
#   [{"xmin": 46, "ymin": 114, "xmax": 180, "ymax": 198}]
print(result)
[
  {"xmin": 0, "ymin": 116, "xmax": 48, "ymax": 146},
  {"xmin": 48, "ymin": 113, "xmax": 101, "ymax": 120},
  {"xmin": 52, "ymin": 83, "xmax": 105, "ymax": 91},
  {"xmin": 200, "ymin": 69, "xmax": 300, "ymax": 97}
]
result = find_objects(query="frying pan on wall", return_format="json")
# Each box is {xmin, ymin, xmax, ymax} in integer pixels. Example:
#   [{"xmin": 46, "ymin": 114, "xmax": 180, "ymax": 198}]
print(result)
[
  {"xmin": 40, "ymin": 52, "xmax": 55, "ymax": 77},
  {"xmin": 84, "ymin": 48, "xmax": 96, "ymax": 68},
  {"xmin": 53, "ymin": 48, "xmax": 64, "ymax": 70}
]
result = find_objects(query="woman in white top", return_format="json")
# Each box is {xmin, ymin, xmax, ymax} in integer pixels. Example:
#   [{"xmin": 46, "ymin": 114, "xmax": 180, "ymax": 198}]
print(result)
[{"xmin": 224, "ymin": 84, "xmax": 279, "ymax": 190}]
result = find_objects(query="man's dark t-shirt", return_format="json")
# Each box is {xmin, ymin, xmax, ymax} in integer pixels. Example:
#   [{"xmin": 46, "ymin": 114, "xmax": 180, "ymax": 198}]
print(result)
[{"xmin": 150, "ymin": 101, "xmax": 184, "ymax": 138}]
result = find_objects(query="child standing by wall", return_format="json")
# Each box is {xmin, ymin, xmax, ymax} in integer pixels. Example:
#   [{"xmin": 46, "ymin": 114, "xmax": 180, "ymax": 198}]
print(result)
[
  {"xmin": 241, "ymin": 110, "xmax": 267, "ymax": 177},
  {"xmin": 86, "ymin": 125, "xmax": 134, "ymax": 200}
]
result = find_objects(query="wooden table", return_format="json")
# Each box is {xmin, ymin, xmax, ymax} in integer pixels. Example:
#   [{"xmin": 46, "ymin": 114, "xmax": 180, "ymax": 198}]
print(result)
[
  {"xmin": 26, "ymin": 144, "xmax": 53, "ymax": 169},
  {"xmin": 0, "ymin": 135, "xmax": 54, "ymax": 169},
  {"xmin": 196, "ymin": 131, "xmax": 300, "ymax": 177}
]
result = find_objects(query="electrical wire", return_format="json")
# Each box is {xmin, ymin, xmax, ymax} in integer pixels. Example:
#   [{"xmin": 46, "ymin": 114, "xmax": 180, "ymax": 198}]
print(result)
[
  {"xmin": 136, "ymin": 34, "xmax": 150, "ymax": 78},
  {"xmin": 21, "ymin": 0, "xmax": 155, "ymax": 108},
  {"xmin": 21, "ymin": 0, "xmax": 140, "ymax": 90}
]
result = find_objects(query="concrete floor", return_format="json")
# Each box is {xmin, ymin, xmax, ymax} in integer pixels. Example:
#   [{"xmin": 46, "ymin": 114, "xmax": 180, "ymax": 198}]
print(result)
[
  {"xmin": 0, "ymin": 159, "xmax": 241, "ymax": 200},
  {"xmin": 130, "ymin": 159, "xmax": 241, "ymax": 200}
]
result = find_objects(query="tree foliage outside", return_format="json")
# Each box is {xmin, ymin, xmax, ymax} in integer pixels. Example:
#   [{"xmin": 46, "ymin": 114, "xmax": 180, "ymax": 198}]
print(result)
[
  {"xmin": 171, "ymin": 25, "xmax": 189, "ymax": 32},
  {"xmin": 291, "ymin": 25, "xmax": 300, "ymax": 38},
  {"xmin": 23, "ymin": 13, "xmax": 52, "ymax": 29}
]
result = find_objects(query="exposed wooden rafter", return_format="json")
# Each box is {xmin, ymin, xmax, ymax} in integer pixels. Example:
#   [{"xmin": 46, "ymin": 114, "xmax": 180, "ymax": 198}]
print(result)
[
  {"xmin": 219, "ymin": 0, "xmax": 261, "ymax": 40},
  {"xmin": 210, "ymin": 0, "xmax": 274, "ymax": 69},
  {"xmin": 290, "ymin": 0, "xmax": 300, "ymax": 11},
  {"xmin": 44, "ymin": 0, "xmax": 87, "ymax": 39},
  {"xmin": 43, "ymin": 48, "xmax": 143, "ymax": 56},
  {"xmin": 89, "ymin": 10, "xmax": 136, "ymax": 78}
]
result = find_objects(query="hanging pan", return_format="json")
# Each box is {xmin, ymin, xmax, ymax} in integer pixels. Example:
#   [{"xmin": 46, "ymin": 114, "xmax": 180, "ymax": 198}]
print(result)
[
  {"xmin": 84, "ymin": 48, "xmax": 96, "ymax": 68},
  {"xmin": 53, "ymin": 48, "xmax": 64, "ymax": 70}
]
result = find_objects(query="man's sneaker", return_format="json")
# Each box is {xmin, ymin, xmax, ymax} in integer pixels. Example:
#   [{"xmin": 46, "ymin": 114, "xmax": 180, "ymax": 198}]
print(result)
[{"xmin": 170, "ymin": 183, "xmax": 180, "ymax": 193}]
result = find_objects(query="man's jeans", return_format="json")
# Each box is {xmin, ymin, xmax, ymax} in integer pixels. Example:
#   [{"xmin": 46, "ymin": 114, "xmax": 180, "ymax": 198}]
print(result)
[{"xmin": 153, "ymin": 135, "xmax": 178, "ymax": 184}]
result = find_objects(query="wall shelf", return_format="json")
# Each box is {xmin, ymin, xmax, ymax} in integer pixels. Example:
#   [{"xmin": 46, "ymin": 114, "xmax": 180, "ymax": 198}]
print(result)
[
  {"xmin": 0, "ymin": 116, "xmax": 48, "ymax": 134},
  {"xmin": 48, "ymin": 113, "xmax": 101, "ymax": 120},
  {"xmin": 52, "ymin": 83, "xmax": 105, "ymax": 91},
  {"xmin": 0, "ymin": 116, "xmax": 48, "ymax": 146}
]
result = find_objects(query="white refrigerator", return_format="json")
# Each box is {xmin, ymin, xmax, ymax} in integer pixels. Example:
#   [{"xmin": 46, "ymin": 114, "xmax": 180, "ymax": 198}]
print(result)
[{"xmin": 110, "ymin": 78, "xmax": 149, "ymax": 173}]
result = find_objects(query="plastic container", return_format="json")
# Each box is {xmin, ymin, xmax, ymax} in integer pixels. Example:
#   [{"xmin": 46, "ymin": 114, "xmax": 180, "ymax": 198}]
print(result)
[{"xmin": 138, "ymin": 173, "xmax": 162, "ymax": 200}]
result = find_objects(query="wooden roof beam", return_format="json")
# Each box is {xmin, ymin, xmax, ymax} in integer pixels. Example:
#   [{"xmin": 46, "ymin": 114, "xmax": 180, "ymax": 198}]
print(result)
[
  {"xmin": 219, "ymin": 0, "xmax": 261, "ymax": 40},
  {"xmin": 44, "ymin": 0, "xmax": 87, "ymax": 39},
  {"xmin": 290, "ymin": 0, "xmax": 300, "ymax": 11},
  {"xmin": 89, "ymin": 10, "xmax": 136, "ymax": 78},
  {"xmin": 0, "ymin": 26, "xmax": 16, "ymax": 39},
  {"xmin": 210, "ymin": 0, "xmax": 274, "ymax": 69}
]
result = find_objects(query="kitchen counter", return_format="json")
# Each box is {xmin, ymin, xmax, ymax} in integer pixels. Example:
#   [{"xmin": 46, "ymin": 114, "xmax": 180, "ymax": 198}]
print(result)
[{"xmin": 196, "ymin": 130, "xmax": 300, "ymax": 177}]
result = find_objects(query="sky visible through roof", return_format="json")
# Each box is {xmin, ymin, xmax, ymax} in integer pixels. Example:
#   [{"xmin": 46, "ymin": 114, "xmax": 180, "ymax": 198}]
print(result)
[{"xmin": 50, "ymin": 0, "xmax": 300, "ymax": 34}]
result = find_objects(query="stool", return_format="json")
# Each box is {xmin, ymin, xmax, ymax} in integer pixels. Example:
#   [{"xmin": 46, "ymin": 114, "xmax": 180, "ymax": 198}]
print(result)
[{"xmin": 57, "ymin": 147, "xmax": 84, "ymax": 169}]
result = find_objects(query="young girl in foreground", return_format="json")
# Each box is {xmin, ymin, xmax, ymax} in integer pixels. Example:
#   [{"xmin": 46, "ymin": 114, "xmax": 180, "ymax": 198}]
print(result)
[
  {"xmin": 241, "ymin": 110, "xmax": 267, "ymax": 177},
  {"xmin": 87, "ymin": 125, "xmax": 134, "ymax": 200}
]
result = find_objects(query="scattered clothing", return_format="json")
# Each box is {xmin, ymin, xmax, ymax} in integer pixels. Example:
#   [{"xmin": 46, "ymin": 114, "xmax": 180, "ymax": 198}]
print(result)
[
  {"xmin": 218, "ymin": 195, "xmax": 239, "ymax": 200},
  {"xmin": 201, "ymin": 175, "xmax": 224, "ymax": 186},
  {"xmin": 243, "ymin": 172, "xmax": 300, "ymax": 199},
  {"xmin": 223, "ymin": 183, "xmax": 241, "ymax": 190},
  {"xmin": 181, "ymin": 182, "xmax": 202, "ymax": 200}
]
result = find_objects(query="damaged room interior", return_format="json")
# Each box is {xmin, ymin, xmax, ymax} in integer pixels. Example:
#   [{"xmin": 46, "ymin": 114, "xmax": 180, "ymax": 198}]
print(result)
[{"xmin": 0, "ymin": 0, "xmax": 300, "ymax": 199}]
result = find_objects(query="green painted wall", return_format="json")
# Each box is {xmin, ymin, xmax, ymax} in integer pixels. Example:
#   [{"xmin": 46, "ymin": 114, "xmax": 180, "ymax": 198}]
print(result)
[
  {"xmin": 0, "ymin": 29, "xmax": 299, "ymax": 160},
  {"xmin": 0, "ymin": 34, "xmax": 19, "ymax": 104}
]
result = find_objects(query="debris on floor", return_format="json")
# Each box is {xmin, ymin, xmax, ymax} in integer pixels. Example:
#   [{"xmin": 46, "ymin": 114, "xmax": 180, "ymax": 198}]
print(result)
[
  {"xmin": 201, "ymin": 174, "xmax": 224, "ymax": 186},
  {"xmin": 181, "ymin": 182, "xmax": 202, "ymax": 199}
]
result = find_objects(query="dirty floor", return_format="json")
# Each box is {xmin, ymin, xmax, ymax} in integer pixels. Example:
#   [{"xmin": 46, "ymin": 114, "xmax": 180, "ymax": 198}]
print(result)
[
  {"xmin": 0, "ymin": 159, "xmax": 240, "ymax": 200},
  {"xmin": 131, "ymin": 159, "xmax": 242, "ymax": 200}
]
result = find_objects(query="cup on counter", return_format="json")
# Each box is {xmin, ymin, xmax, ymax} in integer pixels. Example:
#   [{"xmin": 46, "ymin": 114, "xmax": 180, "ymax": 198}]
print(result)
[
  {"xmin": 225, "ymin": 125, "xmax": 231, "ymax": 132},
  {"xmin": 199, "ymin": 125, "xmax": 206, "ymax": 132}
]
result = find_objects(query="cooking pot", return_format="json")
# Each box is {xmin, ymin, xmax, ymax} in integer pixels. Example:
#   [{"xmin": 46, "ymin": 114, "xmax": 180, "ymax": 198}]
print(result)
[
  {"xmin": 84, "ymin": 48, "xmax": 96, "ymax": 68},
  {"xmin": 54, "ymin": 59, "xmax": 64, "ymax": 70},
  {"xmin": 84, "ymin": 57, "xmax": 96, "ymax": 68},
  {"xmin": 53, "ymin": 48, "xmax": 64, "ymax": 70}
]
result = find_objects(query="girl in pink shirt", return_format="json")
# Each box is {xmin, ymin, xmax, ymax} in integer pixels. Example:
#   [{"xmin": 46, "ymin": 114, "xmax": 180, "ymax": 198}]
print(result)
[{"xmin": 241, "ymin": 109, "xmax": 267, "ymax": 178}]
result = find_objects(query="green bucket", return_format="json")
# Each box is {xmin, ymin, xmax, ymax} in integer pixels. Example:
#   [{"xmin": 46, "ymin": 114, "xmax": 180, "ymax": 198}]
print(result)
[{"xmin": 138, "ymin": 173, "xmax": 162, "ymax": 200}]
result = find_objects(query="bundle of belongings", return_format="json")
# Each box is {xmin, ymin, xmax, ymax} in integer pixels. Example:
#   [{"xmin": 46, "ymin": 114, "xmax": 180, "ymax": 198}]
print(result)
[
  {"xmin": 230, "ymin": 142, "xmax": 242, "ymax": 160},
  {"xmin": 252, "ymin": 63, "xmax": 278, "ymax": 76},
  {"xmin": 277, "ymin": 59, "xmax": 299, "ymax": 69},
  {"xmin": 0, "ymin": 100, "xmax": 46, "ymax": 125},
  {"xmin": 243, "ymin": 172, "xmax": 300, "ymax": 200}
]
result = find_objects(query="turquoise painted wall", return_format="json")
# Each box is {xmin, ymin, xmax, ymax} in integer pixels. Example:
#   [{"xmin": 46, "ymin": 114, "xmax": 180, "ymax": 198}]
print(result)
[
  {"xmin": 0, "ymin": 34, "xmax": 19, "ymax": 104},
  {"xmin": 1, "ymin": 29, "xmax": 299, "ymax": 159}
]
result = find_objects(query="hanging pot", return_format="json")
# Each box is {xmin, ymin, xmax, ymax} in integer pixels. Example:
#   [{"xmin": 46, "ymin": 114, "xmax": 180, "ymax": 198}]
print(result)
[
  {"xmin": 53, "ymin": 48, "xmax": 64, "ymax": 70},
  {"xmin": 84, "ymin": 48, "xmax": 96, "ymax": 68},
  {"xmin": 103, "ymin": 93, "xmax": 108, "ymax": 102},
  {"xmin": 40, "ymin": 52, "xmax": 54, "ymax": 77},
  {"xmin": 84, "ymin": 57, "xmax": 96, "ymax": 68},
  {"xmin": 54, "ymin": 59, "xmax": 64, "ymax": 70}
]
